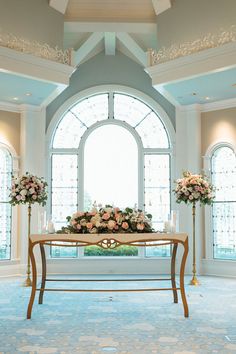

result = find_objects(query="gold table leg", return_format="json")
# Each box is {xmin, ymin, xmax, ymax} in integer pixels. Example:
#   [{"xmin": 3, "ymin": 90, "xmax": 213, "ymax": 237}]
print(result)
[
  {"xmin": 180, "ymin": 238, "xmax": 189, "ymax": 317},
  {"xmin": 27, "ymin": 241, "xmax": 37, "ymax": 319},
  {"xmin": 171, "ymin": 243, "xmax": 178, "ymax": 303}
]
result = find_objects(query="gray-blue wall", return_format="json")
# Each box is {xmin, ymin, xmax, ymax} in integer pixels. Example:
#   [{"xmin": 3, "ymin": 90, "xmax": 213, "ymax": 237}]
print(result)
[
  {"xmin": 46, "ymin": 52, "xmax": 175, "ymax": 129},
  {"xmin": 0, "ymin": 0, "xmax": 64, "ymax": 48}
]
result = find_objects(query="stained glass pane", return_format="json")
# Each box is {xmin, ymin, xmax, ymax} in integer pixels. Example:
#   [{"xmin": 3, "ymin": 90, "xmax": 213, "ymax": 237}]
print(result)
[
  {"xmin": 211, "ymin": 147, "xmax": 236, "ymax": 201},
  {"xmin": 53, "ymin": 112, "xmax": 86, "ymax": 148},
  {"xmin": 0, "ymin": 147, "xmax": 12, "ymax": 260},
  {"xmin": 144, "ymin": 154, "xmax": 171, "ymax": 257},
  {"xmin": 136, "ymin": 112, "xmax": 169, "ymax": 148},
  {"xmin": 211, "ymin": 146, "xmax": 236, "ymax": 260},
  {"xmin": 70, "ymin": 94, "xmax": 108, "ymax": 127},
  {"xmin": 114, "ymin": 93, "xmax": 151, "ymax": 127},
  {"xmin": 51, "ymin": 154, "xmax": 78, "ymax": 258}
]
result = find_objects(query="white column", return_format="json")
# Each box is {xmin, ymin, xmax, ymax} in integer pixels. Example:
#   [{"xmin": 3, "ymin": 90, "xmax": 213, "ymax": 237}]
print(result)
[
  {"xmin": 19, "ymin": 105, "xmax": 46, "ymax": 269},
  {"xmin": 175, "ymin": 105, "xmax": 202, "ymax": 274}
]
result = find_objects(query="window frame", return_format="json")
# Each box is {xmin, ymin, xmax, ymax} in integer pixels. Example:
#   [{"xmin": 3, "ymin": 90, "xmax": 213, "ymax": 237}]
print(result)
[
  {"xmin": 0, "ymin": 142, "xmax": 19, "ymax": 261},
  {"xmin": 47, "ymin": 85, "xmax": 175, "ymax": 259},
  {"xmin": 204, "ymin": 141, "xmax": 236, "ymax": 261}
]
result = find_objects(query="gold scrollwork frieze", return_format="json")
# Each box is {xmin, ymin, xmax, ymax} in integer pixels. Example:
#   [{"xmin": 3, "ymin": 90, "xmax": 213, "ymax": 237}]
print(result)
[
  {"xmin": 148, "ymin": 25, "xmax": 236, "ymax": 66},
  {"xmin": 0, "ymin": 30, "xmax": 73, "ymax": 65}
]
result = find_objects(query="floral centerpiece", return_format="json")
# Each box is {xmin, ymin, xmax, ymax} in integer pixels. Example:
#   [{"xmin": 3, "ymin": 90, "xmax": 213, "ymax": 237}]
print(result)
[
  {"xmin": 58, "ymin": 206, "xmax": 153, "ymax": 234},
  {"xmin": 9, "ymin": 172, "xmax": 47, "ymax": 206},
  {"xmin": 174, "ymin": 171, "xmax": 214, "ymax": 205}
]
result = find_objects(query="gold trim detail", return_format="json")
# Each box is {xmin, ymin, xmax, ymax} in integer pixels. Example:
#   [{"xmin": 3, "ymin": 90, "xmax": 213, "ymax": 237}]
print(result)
[
  {"xmin": 148, "ymin": 25, "xmax": 236, "ymax": 65},
  {"xmin": 0, "ymin": 30, "xmax": 73, "ymax": 65}
]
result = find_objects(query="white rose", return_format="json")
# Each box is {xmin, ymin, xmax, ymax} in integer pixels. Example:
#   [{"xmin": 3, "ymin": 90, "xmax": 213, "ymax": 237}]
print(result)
[
  {"xmin": 29, "ymin": 188, "xmax": 35, "ymax": 194},
  {"xmin": 20, "ymin": 189, "xmax": 27, "ymax": 196}
]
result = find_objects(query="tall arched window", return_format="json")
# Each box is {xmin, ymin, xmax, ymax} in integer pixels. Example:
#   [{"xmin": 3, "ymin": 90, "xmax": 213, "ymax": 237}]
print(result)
[
  {"xmin": 0, "ymin": 145, "xmax": 12, "ymax": 260},
  {"xmin": 49, "ymin": 90, "xmax": 172, "ymax": 258},
  {"xmin": 211, "ymin": 145, "xmax": 236, "ymax": 260}
]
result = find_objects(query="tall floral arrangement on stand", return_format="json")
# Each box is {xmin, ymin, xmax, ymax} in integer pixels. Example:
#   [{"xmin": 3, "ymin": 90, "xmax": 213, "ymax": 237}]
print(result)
[
  {"xmin": 9, "ymin": 172, "xmax": 47, "ymax": 286},
  {"xmin": 174, "ymin": 171, "xmax": 214, "ymax": 285}
]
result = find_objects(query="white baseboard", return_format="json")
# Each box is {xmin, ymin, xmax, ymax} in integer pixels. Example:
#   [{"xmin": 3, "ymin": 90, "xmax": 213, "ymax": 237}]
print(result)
[
  {"xmin": 1, "ymin": 258, "xmax": 236, "ymax": 278},
  {"xmin": 46, "ymin": 258, "xmax": 174, "ymax": 275},
  {"xmin": 202, "ymin": 259, "xmax": 236, "ymax": 277}
]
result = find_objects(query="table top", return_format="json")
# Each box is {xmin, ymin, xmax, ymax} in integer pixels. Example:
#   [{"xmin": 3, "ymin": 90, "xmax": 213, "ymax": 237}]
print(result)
[{"xmin": 30, "ymin": 232, "xmax": 188, "ymax": 245}]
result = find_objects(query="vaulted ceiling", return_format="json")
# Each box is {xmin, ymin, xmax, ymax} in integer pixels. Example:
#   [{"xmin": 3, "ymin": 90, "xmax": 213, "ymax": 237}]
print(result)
[{"xmin": 0, "ymin": 0, "xmax": 236, "ymax": 110}]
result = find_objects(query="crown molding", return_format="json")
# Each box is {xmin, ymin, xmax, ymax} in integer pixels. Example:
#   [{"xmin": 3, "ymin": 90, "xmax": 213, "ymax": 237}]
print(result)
[
  {"xmin": 201, "ymin": 97, "xmax": 236, "ymax": 112},
  {"xmin": 0, "ymin": 101, "xmax": 20, "ymax": 113},
  {"xmin": 177, "ymin": 104, "xmax": 202, "ymax": 113},
  {"xmin": 19, "ymin": 104, "xmax": 43, "ymax": 113}
]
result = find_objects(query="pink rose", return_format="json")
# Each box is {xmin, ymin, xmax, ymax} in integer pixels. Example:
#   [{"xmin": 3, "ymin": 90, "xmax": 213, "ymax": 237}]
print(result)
[
  {"xmin": 102, "ymin": 213, "xmax": 110, "ymax": 220},
  {"xmin": 86, "ymin": 222, "xmax": 93, "ymax": 229},
  {"xmin": 76, "ymin": 224, "xmax": 81, "ymax": 230},
  {"xmin": 122, "ymin": 222, "xmax": 129, "ymax": 230},
  {"xmin": 137, "ymin": 223, "xmax": 145, "ymax": 231}
]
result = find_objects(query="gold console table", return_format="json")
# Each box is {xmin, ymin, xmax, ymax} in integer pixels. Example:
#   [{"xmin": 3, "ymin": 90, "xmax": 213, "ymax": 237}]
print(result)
[{"xmin": 26, "ymin": 232, "xmax": 189, "ymax": 319}]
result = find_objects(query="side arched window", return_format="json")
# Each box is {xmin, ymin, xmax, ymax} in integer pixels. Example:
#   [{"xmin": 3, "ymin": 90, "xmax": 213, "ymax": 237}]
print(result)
[
  {"xmin": 0, "ymin": 146, "xmax": 12, "ymax": 260},
  {"xmin": 211, "ymin": 146, "xmax": 236, "ymax": 260}
]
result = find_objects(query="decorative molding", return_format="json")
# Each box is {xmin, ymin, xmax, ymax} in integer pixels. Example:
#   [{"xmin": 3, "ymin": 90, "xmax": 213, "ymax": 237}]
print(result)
[
  {"xmin": 178, "ymin": 104, "xmax": 202, "ymax": 113},
  {"xmin": 148, "ymin": 25, "xmax": 236, "ymax": 65},
  {"xmin": 145, "ymin": 41, "xmax": 236, "ymax": 88},
  {"xmin": 0, "ymin": 29, "xmax": 73, "ymax": 65},
  {"xmin": 0, "ymin": 46, "xmax": 75, "ymax": 86},
  {"xmin": 0, "ymin": 101, "xmax": 21, "ymax": 113},
  {"xmin": 201, "ymin": 97, "xmax": 236, "ymax": 112},
  {"xmin": 177, "ymin": 98, "xmax": 236, "ymax": 113}
]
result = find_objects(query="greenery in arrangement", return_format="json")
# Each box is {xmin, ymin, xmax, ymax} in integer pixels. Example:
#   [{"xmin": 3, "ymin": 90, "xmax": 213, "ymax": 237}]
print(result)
[
  {"xmin": 58, "ymin": 205, "xmax": 153, "ymax": 234},
  {"xmin": 173, "ymin": 171, "xmax": 215, "ymax": 205},
  {"xmin": 84, "ymin": 245, "xmax": 138, "ymax": 256},
  {"xmin": 9, "ymin": 172, "xmax": 48, "ymax": 206}
]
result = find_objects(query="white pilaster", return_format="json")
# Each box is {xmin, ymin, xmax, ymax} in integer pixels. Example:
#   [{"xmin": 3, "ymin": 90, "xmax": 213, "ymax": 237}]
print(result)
[
  {"xmin": 175, "ymin": 105, "xmax": 202, "ymax": 275},
  {"xmin": 19, "ymin": 105, "xmax": 46, "ymax": 267}
]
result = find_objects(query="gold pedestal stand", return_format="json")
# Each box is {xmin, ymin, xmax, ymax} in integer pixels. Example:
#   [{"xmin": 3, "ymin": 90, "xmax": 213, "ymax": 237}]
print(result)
[
  {"xmin": 189, "ymin": 202, "xmax": 200, "ymax": 286},
  {"xmin": 22, "ymin": 204, "xmax": 32, "ymax": 287}
]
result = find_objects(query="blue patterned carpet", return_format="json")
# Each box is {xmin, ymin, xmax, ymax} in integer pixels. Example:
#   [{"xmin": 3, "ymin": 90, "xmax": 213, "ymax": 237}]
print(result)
[{"xmin": 0, "ymin": 275, "xmax": 236, "ymax": 353}]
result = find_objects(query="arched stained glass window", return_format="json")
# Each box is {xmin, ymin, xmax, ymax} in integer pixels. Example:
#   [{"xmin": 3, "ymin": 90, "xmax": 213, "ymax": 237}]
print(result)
[
  {"xmin": 0, "ymin": 146, "xmax": 12, "ymax": 260},
  {"xmin": 50, "ymin": 90, "xmax": 172, "ymax": 258},
  {"xmin": 211, "ymin": 146, "xmax": 236, "ymax": 260}
]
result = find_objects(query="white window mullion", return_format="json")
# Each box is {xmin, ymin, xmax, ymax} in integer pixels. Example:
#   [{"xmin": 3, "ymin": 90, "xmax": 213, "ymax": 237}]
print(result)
[{"xmin": 108, "ymin": 92, "xmax": 114, "ymax": 119}]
